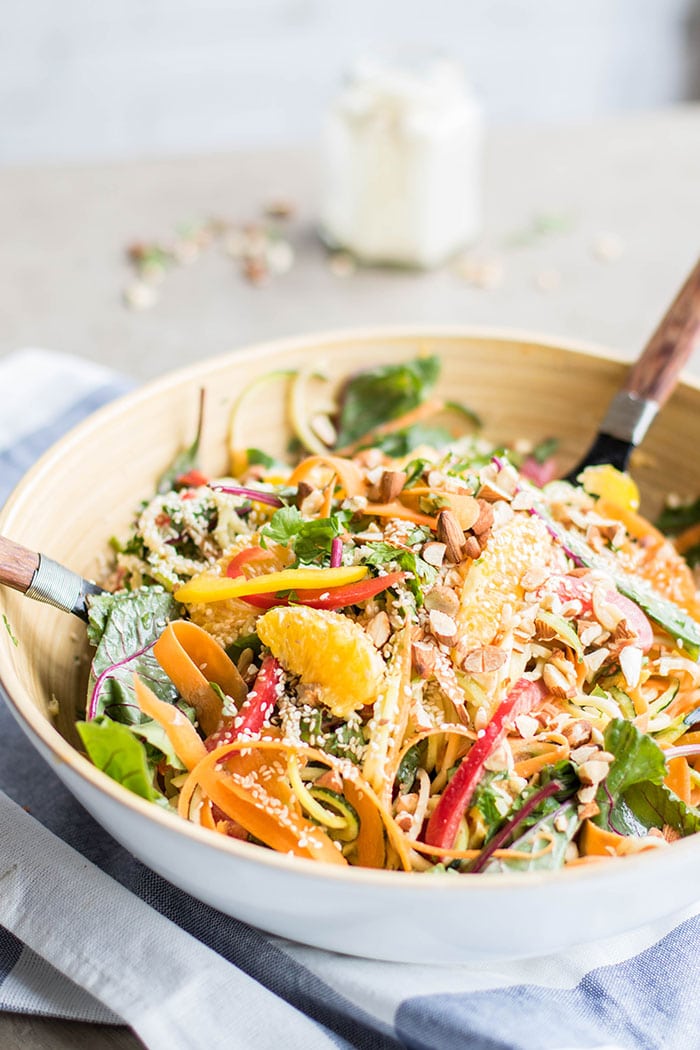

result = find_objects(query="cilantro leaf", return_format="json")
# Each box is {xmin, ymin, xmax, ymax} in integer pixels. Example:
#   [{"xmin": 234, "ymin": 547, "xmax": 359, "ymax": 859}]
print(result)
[
  {"xmin": 362, "ymin": 541, "xmax": 437, "ymax": 604},
  {"xmin": 261, "ymin": 506, "xmax": 350, "ymax": 567},
  {"xmin": 335, "ymin": 356, "xmax": 440, "ymax": 448}
]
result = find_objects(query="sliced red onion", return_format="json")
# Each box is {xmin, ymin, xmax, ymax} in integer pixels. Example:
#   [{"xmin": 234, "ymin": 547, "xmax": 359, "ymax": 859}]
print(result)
[
  {"xmin": 469, "ymin": 779, "xmax": 562, "ymax": 873},
  {"xmin": 211, "ymin": 485, "xmax": 283, "ymax": 508},
  {"xmin": 330, "ymin": 536, "xmax": 343, "ymax": 568},
  {"xmin": 491, "ymin": 455, "xmax": 506, "ymax": 471},
  {"xmin": 663, "ymin": 744, "xmax": 700, "ymax": 761},
  {"xmin": 528, "ymin": 506, "xmax": 584, "ymax": 567}
]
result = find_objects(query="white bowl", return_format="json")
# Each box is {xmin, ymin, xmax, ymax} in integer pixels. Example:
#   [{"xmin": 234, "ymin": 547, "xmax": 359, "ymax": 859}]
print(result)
[{"xmin": 2, "ymin": 326, "xmax": 700, "ymax": 963}]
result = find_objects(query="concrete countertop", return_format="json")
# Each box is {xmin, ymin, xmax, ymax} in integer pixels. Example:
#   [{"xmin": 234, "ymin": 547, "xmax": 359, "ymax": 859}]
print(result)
[
  {"xmin": 1, "ymin": 107, "xmax": 699, "ymax": 384},
  {"xmin": 0, "ymin": 106, "xmax": 699, "ymax": 1050}
]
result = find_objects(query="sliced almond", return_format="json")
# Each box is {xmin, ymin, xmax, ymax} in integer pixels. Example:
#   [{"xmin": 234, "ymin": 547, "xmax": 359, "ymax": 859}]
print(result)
[
  {"xmin": 428, "ymin": 609, "xmax": 458, "ymax": 644},
  {"xmin": 412, "ymin": 640, "xmax": 436, "ymax": 678},
  {"xmin": 515, "ymin": 714, "xmax": 539, "ymax": 739},
  {"xmin": 577, "ymin": 801, "xmax": 600, "ymax": 820},
  {"xmin": 561, "ymin": 719, "xmax": 592, "ymax": 748},
  {"xmin": 460, "ymin": 646, "xmax": 508, "ymax": 674},
  {"xmin": 444, "ymin": 493, "xmax": 479, "ymax": 531},
  {"xmin": 422, "ymin": 541, "xmax": 446, "ymax": 567},
  {"xmin": 570, "ymin": 744, "xmax": 598, "ymax": 764},
  {"xmin": 365, "ymin": 611, "xmax": 391, "ymax": 649},
  {"xmin": 425, "ymin": 586, "xmax": 460, "ymax": 617},
  {"xmin": 543, "ymin": 660, "xmax": 576, "ymax": 699},
  {"xmin": 577, "ymin": 759, "xmax": 611, "ymax": 787},
  {"xmin": 477, "ymin": 479, "xmax": 512, "ymax": 503}
]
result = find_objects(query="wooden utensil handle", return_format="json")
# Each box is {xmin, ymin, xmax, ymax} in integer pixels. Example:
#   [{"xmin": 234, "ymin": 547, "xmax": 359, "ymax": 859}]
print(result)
[
  {"xmin": 0, "ymin": 536, "xmax": 40, "ymax": 594},
  {"xmin": 624, "ymin": 257, "xmax": 700, "ymax": 406}
]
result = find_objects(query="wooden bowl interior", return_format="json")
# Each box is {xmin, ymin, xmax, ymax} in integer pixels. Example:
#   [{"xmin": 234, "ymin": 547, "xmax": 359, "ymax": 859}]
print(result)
[{"xmin": 1, "ymin": 330, "xmax": 698, "ymax": 759}]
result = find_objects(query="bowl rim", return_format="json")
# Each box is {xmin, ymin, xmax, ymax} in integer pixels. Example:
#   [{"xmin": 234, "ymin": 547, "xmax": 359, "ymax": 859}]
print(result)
[{"xmin": 3, "ymin": 322, "xmax": 700, "ymax": 893}]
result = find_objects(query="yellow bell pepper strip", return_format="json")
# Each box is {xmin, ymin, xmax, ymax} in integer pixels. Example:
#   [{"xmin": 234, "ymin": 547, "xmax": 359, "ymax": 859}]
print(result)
[
  {"xmin": 425, "ymin": 678, "xmax": 547, "ymax": 850},
  {"xmin": 174, "ymin": 565, "xmax": 368, "ymax": 604},
  {"xmin": 153, "ymin": 621, "xmax": 247, "ymax": 736},
  {"xmin": 134, "ymin": 674, "xmax": 206, "ymax": 771},
  {"xmin": 287, "ymin": 454, "xmax": 366, "ymax": 498}
]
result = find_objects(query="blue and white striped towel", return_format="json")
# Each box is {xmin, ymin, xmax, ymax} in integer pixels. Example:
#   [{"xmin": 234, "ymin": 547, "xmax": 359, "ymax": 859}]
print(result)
[{"xmin": 1, "ymin": 348, "xmax": 699, "ymax": 1050}]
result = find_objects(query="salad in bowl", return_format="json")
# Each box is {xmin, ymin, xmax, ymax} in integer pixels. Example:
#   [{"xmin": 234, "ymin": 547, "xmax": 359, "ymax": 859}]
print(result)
[{"xmin": 78, "ymin": 354, "xmax": 700, "ymax": 876}]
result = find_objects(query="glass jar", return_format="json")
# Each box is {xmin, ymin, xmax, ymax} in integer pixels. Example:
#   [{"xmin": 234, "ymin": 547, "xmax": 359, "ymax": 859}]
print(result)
[{"xmin": 320, "ymin": 57, "xmax": 482, "ymax": 269}]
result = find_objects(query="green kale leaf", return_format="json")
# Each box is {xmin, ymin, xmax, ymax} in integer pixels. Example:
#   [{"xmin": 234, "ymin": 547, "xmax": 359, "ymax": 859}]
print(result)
[
  {"xmin": 656, "ymin": 497, "xmax": 700, "ymax": 536},
  {"xmin": 594, "ymin": 718, "xmax": 667, "ymax": 832},
  {"xmin": 482, "ymin": 801, "xmax": 580, "ymax": 873},
  {"xmin": 77, "ymin": 717, "xmax": 164, "ymax": 802},
  {"xmin": 335, "ymin": 356, "xmax": 440, "ymax": 448},
  {"xmin": 86, "ymin": 587, "xmax": 180, "ymax": 723}
]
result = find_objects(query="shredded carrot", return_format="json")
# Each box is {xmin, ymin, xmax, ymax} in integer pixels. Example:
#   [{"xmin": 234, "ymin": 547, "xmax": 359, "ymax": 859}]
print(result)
[
  {"xmin": 134, "ymin": 674, "xmax": 206, "ymax": 771},
  {"xmin": 364, "ymin": 502, "xmax": 437, "ymax": 528},
  {"xmin": 665, "ymin": 755, "xmax": 692, "ymax": 805},
  {"xmin": 513, "ymin": 743, "xmax": 570, "ymax": 779},
  {"xmin": 153, "ymin": 620, "xmax": 247, "ymax": 736},
  {"xmin": 178, "ymin": 738, "xmax": 412, "ymax": 871},
  {"xmin": 595, "ymin": 498, "xmax": 665, "ymax": 544},
  {"xmin": 406, "ymin": 837, "xmax": 555, "ymax": 863},
  {"xmin": 287, "ymin": 454, "xmax": 365, "ymax": 498},
  {"xmin": 319, "ymin": 474, "xmax": 336, "ymax": 519},
  {"xmin": 674, "ymin": 522, "xmax": 700, "ymax": 556}
]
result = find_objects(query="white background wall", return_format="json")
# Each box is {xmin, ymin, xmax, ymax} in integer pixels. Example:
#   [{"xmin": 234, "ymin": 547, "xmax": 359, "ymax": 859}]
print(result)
[{"xmin": 1, "ymin": 0, "xmax": 699, "ymax": 165}]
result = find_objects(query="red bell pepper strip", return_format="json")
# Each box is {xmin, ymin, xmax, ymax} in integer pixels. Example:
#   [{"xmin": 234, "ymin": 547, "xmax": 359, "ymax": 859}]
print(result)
[
  {"xmin": 424, "ymin": 677, "xmax": 547, "ymax": 850},
  {"xmin": 226, "ymin": 546, "xmax": 270, "ymax": 578},
  {"xmin": 241, "ymin": 570, "xmax": 406, "ymax": 610},
  {"xmin": 552, "ymin": 574, "xmax": 653, "ymax": 652},
  {"xmin": 205, "ymin": 655, "xmax": 282, "ymax": 751},
  {"xmin": 176, "ymin": 469, "xmax": 209, "ymax": 489}
]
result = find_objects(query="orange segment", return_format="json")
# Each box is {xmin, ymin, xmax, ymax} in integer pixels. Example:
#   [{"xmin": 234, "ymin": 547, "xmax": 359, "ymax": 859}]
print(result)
[
  {"xmin": 457, "ymin": 514, "xmax": 557, "ymax": 649},
  {"xmin": 256, "ymin": 605, "xmax": 385, "ymax": 719}
]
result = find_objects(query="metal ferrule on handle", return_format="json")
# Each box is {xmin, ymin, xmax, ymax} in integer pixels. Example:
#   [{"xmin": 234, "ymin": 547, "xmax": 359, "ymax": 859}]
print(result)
[
  {"xmin": 25, "ymin": 556, "xmax": 88, "ymax": 619},
  {"xmin": 598, "ymin": 391, "xmax": 659, "ymax": 447}
]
